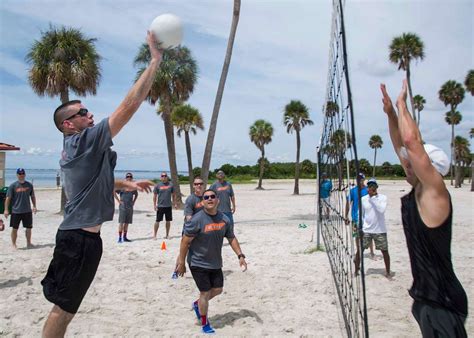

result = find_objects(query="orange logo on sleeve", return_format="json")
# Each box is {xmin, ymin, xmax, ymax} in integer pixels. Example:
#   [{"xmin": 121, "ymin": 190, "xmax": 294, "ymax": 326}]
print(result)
[
  {"xmin": 217, "ymin": 186, "xmax": 229, "ymax": 191},
  {"xmin": 160, "ymin": 185, "xmax": 171, "ymax": 190},
  {"xmin": 204, "ymin": 222, "xmax": 225, "ymax": 232}
]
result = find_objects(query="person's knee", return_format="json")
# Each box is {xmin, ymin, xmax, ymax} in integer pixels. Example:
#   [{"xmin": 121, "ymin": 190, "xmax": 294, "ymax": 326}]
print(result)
[
  {"xmin": 213, "ymin": 287, "xmax": 223, "ymax": 296},
  {"xmin": 200, "ymin": 291, "xmax": 211, "ymax": 300},
  {"xmin": 50, "ymin": 305, "xmax": 75, "ymax": 322}
]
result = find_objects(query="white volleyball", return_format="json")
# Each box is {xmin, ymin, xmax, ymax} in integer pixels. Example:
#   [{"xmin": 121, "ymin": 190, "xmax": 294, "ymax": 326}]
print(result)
[{"xmin": 149, "ymin": 14, "xmax": 183, "ymax": 49}]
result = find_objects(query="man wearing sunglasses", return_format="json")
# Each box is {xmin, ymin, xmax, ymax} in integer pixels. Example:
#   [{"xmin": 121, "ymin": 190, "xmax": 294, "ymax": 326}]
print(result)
[
  {"xmin": 183, "ymin": 176, "xmax": 205, "ymax": 222},
  {"xmin": 210, "ymin": 170, "xmax": 236, "ymax": 225},
  {"xmin": 41, "ymin": 31, "xmax": 162, "ymax": 337},
  {"xmin": 177, "ymin": 189, "xmax": 247, "ymax": 334},
  {"xmin": 153, "ymin": 172, "xmax": 177, "ymax": 239},
  {"xmin": 4, "ymin": 168, "xmax": 37, "ymax": 249},
  {"xmin": 114, "ymin": 173, "xmax": 138, "ymax": 243}
]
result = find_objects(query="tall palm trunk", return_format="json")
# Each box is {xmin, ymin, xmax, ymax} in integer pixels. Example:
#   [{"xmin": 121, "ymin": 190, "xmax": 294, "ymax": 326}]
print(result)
[
  {"xmin": 201, "ymin": 0, "xmax": 241, "ymax": 187},
  {"xmin": 406, "ymin": 61, "xmax": 416, "ymax": 123},
  {"xmin": 294, "ymin": 130, "xmax": 301, "ymax": 195},
  {"xmin": 372, "ymin": 148, "xmax": 378, "ymax": 178},
  {"xmin": 450, "ymin": 123, "xmax": 454, "ymax": 186},
  {"xmin": 417, "ymin": 109, "xmax": 421, "ymax": 127},
  {"xmin": 162, "ymin": 108, "xmax": 184, "ymax": 208},
  {"xmin": 59, "ymin": 89, "xmax": 69, "ymax": 214},
  {"xmin": 184, "ymin": 130, "xmax": 194, "ymax": 193},
  {"xmin": 470, "ymin": 162, "xmax": 473, "ymax": 192},
  {"xmin": 257, "ymin": 147, "xmax": 265, "ymax": 190}
]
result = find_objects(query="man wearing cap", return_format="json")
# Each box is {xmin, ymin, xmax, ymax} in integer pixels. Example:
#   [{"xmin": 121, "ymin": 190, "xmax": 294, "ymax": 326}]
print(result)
[
  {"xmin": 4, "ymin": 168, "xmax": 37, "ymax": 249},
  {"xmin": 114, "ymin": 172, "xmax": 138, "ymax": 243},
  {"xmin": 210, "ymin": 171, "xmax": 236, "ymax": 225},
  {"xmin": 153, "ymin": 172, "xmax": 177, "ymax": 239},
  {"xmin": 319, "ymin": 172, "xmax": 332, "ymax": 218},
  {"xmin": 176, "ymin": 188, "xmax": 247, "ymax": 334},
  {"xmin": 40, "ymin": 31, "xmax": 161, "ymax": 337},
  {"xmin": 382, "ymin": 81, "xmax": 467, "ymax": 337},
  {"xmin": 345, "ymin": 173, "xmax": 374, "ymax": 273},
  {"xmin": 354, "ymin": 178, "xmax": 390, "ymax": 277}
]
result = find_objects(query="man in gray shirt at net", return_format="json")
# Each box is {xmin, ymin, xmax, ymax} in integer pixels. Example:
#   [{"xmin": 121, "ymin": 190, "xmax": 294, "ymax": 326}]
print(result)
[
  {"xmin": 40, "ymin": 31, "xmax": 162, "ymax": 338},
  {"xmin": 210, "ymin": 170, "xmax": 236, "ymax": 225},
  {"xmin": 177, "ymin": 189, "xmax": 247, "ymax": 334},
  {"xmin": 4, "ymin": 168, "xmax": 37, "ymax": 249}
]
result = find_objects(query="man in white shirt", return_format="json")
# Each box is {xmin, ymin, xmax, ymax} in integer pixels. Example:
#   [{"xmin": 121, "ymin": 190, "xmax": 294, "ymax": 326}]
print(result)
[{"xmin": 359, "ymin": 178, "xmax": 391, "ymax": 278}]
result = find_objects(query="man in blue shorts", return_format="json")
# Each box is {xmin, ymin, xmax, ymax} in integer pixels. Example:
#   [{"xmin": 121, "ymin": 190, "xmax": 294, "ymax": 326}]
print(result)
[
  {"xmin": 4, "ymin": 168, "xmax": 37, "ymax": 249},
  {"xmin": 177, "ymin": 189, "xmax": 247, "ymax": 334},
  {"xmin": 114, "ymin": 172, "xmax": 138, "ymax": 243},
  {"xmin": 153, "ymin": 172, "xmax": 177, "ymax": 239},
  {"xmin": 210, "ymin": 170, "xmax": 236, "ymax": 225},
  {"xmin": 40, "ymin": 31, "xmax": 161, "ymax": 337}
]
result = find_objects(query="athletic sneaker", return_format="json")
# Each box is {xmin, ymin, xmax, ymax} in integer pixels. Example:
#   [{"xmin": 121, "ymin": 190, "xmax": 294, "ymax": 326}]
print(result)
[
  {"xmin": 192, "ymin": 301, "xmax": 201, "ymax": 320},
  {"xmin": 201, "ymin": 322, "xmax": 215, "ymax": 334},
  {"xmin": 118, "ymin": 237, "xmax": 123, "ymax": 243},
  {"xmin": 123, "ymin": 238, "xmax": 132, "ymax": 242}
]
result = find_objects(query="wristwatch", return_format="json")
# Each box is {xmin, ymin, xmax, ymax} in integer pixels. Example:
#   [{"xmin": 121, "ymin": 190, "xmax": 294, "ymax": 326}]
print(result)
[{"xmin": 238, "ymin": 254, "xmax": 246, "ymax": 259}]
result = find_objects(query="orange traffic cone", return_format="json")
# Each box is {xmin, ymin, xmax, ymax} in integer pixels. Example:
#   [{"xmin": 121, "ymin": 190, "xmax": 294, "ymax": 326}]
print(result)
[{"xmin": 161, "ymin": 241, "xmax": 167, "ymax": 251}]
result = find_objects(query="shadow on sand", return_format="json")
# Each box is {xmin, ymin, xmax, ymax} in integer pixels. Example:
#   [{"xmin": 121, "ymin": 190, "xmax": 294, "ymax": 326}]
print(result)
[
  {"xmin": 0, "ymin": 276, "xmax": 33, "ymax": 289},
  {"xmin": 18, "ymin": 243, "xmax": 55, "ymax": 250},
  {"xmin": 211, "ymin": 309, "xmax": 263, "ymax": 329}
]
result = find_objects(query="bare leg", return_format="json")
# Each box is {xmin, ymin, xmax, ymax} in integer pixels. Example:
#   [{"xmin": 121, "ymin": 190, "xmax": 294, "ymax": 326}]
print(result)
[
  {"xmin": 26, "ymin": 228, "xmax": 33, "ymax": 248},
  {"xmin": 153, "ymin": 222, "xmax": 159, "ymax": 239},
  {"xmin": 124, "ymin": 223, "xmax": 129, "ymax": 233},
  {"xmin": 11, "ymin": 228, "xmax": 18, "ymax": 249},
  {"xmin": 354, "ymin": 236, "xmax": 361, "ymax": 275},
  {"xmin": 198, "ymin": 288, "xmax": 223, "ymax": 320},
  {"xmin": 165, "ymin": 221, "xmax": 171, "ymax": 239},
  {"xmin": 42, "ymin": 305, "xmax": 75, "ymax": 338},
  {"xmin": 381, "ymin": 250, "xmax": 391, "ymax": 277},
  {"xmin": 370, "ymin": 240, "xmax": 375, "ymax": 259}
]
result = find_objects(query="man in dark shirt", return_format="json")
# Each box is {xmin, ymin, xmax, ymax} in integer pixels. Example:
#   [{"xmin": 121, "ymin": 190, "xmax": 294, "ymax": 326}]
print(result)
[
  {"xmin": 153, "ymin": 172, "xmax": 177, "ymax": 239},
  {"xmin": 210, "ymin": 170, "xmax": 236, "ymax": 225},
  {"xmin": 114, "ymin": 172, "xmax": 138, "ymax": 243},
  {"xmin": 177, "ymin": 189, "xmax": 247, "ymax": 334},
  {"xmin": 40, "ymin": 31, "xmax": 162, "ymax": 337},
  {"xmin": 4, "ymin": 168, "xmax": 37, "ymax": 249},
  {"xmin": 382, "ymin": 81, "xmax": 467, "ymax": 337},
  {"xmin": 184, "ymin": 176, "xmax": 204, "ymax": 222}
]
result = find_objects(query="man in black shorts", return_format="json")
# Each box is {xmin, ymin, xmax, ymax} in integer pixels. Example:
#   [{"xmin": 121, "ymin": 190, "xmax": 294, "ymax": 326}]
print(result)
[
  {"xmin": 4, "ymin": 168, "xmax": 37, "ymax": 249},
  {"xmin": 153, "ymin": 172, "xmax": 177, "ymax": 239},
  {"xmin": 177, "ymin": 189, "xmax": 247, "ymax": 334},
  {"xmin": 382, "ymin": 81, "xmax": 467, "ymax": 337},
  {"xmin": 114, "ymin": 172, "xmax": 138, "ymax": 243},
  {"xmin": 40, "ymin": 31, "xmax": 162, "ymax": 337}
]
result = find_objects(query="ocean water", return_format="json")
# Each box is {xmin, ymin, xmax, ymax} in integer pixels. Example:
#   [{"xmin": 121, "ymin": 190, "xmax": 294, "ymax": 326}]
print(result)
[{"xmin": 4, "ymin": 168, "xmax": 186, "ymax": 188}]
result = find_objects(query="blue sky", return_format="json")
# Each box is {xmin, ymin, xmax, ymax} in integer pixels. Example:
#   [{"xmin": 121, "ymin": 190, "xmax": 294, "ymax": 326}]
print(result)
[{"xmin": 0, "ymin": 0, "xmax": 472, "ymax": 171}]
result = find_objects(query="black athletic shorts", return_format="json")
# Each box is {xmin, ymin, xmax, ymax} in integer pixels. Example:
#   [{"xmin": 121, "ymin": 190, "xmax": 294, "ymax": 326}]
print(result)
[
  {"xmin": 156, "ymin": 207, "xmax": 172, "ymax": 222},
  {"xmin": 10, "ymin": 212, "xmax": 33, "ymax": 229},
  {"xmin": 412, "ymin": 300, "xmax": 467, "ymax": 338},
  {"xmin": 190, "ymin": 266, "xmax": 224, "ymax": 292},
  {"xmin": 41, "ymin": 229, "xmax": 103, "ymax": 314}
]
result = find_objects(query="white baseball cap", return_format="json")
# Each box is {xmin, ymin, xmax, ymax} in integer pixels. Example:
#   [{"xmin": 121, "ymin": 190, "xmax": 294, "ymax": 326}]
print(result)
[{"xmin": 400, "ymin": 144, "xmax": 450, "ymax": 176}]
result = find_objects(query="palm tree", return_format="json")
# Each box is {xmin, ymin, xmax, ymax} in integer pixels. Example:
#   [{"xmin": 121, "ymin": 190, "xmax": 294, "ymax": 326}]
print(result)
[
  {"xmin": 389, "ymin": 32, "xmax": 425, "ymax": 122},
  {"xmin": 171, "ymin": 104, "xmax": 204, "ymax": 193},
  {"xmin": 465, "ymin": 70, "xmax": 474, "ymax": 96},
  {"xmin": 470, "ymin": 128, "xmax": 474, "ymax": 192},
  {"xmin": 283, "ymin": 100, "xmax": 313, "ymax": 194},
  {"xmin": 249, "ymin": 120, "xmax": 274, "ymax": 190},
  {"xmin": 26, "ymin": 25, "xmax": 101, "ymax": 213},
  {"xmin": 201, "ymin": 0, "xmax": 241, "ymax": 187},
  {"xmin": 439, "ymin": 80, "xmax": 465, "ymax": 185},
  {"xmin": 369, "ymin": 135, "xmax": 383, "ymax": 177},
  {"xmin": 453, "ymin": 136, "xmax": 470, "ymax": 187},
  {"xmin": 134, "ymin": 45, "xmax": 198, "ymax": 208},
  {"xmin": 325, "ymin": 101, "xmax": 339, "ymax": 118},
  {"xmin": 413, "ymin": 94, "xmax": 426, "ymax": 127},
  {"xmin": 330, "ymin": 128, "xmax": 351, "ymax": 189}
]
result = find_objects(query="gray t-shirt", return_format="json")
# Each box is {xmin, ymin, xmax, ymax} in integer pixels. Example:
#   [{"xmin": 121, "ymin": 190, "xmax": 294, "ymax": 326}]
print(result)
[
  {"xmin": 210, "ymin": 181, "xmax": 234, "ymax": 213},
  {"xmin": 6, "ymin": 181, "xmax": 34, "ymax": 214},
  {"xmin": 154, "ymin": 182, "xmax": 174, "ymax": 208},
  {"xmin": 184, "ymin": 210, "xmax": 234, "ymax": 269},
  {"xmin": 116, "ymin": 190, "xmax": 138, "ymax": 209},
  {"xmin": 184, "ymin": 193, "xmax": 203, "ymax": 216},
  {"xmin": 59, "ymin": 118, "xmax": 117, "ymax": 230}
]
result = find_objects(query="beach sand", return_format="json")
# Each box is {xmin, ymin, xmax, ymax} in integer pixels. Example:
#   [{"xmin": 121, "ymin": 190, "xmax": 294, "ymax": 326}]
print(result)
[{"xmin": 0, "ymin": 179, "xmax": 472, "ymax": 336}]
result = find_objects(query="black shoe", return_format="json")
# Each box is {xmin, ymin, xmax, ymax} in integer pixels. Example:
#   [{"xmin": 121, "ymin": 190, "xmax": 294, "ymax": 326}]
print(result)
[{"xmin": 123, "ymin": 237, "xmax": 132, "ymax": 242}]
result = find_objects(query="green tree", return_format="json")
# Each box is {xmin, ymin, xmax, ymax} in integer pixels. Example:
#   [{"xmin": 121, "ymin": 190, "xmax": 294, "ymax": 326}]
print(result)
[
  {"xmin": 249, "ymin": 119, "xmax": 274, "ymax": 189},
  {"xmin": 439, "ymin": 80, "xmax": 465, "ymax": 185},
  {"xmin": 381, "ymin": 161, "xmax": 393, "ymax": 176},
  {"xmin": 330, "ymin": 129, "xmax": 352, "ymax": 189},
  {"xmin": 134, "ymin": 45, "xmax": 198, "ymax": 207},
  {"xmin": 26, "ymin": 25, "xmax": 101, "ymax": 213},
  {"xmin": 283, "ymin": 100, "xmax": 314, "ymax": 194},
  {"xmin": 171, "ymin": 104, "xmax": 204, "ymax": 193},
  {"xmin": 389, "ymin": 32, "xmax": 425, "ymax": 122},
  {"xmin": 413, "ymin": 94, "xmax": 426, "ymax": 127},
  {"xmin": 465, "ymin": 69, "xmax": 474, "ymax": 96},
  {"xmin": 201, "ymin": 0, "xmax": 241, "ymax": 187},
  {"xmin": 453, "ymin": 136, "xmax": 470, "ymax": 187},
  {"xmin": 369, "ymin": 135, "xmax": 383, "ymax": 178}
]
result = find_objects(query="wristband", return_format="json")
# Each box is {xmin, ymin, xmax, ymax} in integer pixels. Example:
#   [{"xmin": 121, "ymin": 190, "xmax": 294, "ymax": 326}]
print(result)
[{"xmin": 238, "ymin": 254, "xmax": 245, "ymax": 259}]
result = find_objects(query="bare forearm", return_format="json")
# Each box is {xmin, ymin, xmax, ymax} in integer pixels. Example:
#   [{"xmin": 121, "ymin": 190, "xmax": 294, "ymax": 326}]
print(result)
[
  {"xmin": 397, "ymin": 102, "xmax": 421, "ymax": 148},
  {"xmin": 178, "ymin": 237, "xmax": 192, "ymax": 264},
  {"xmin": 4, "ymin": 197, "xmax": 10, "ymax": 211},
  {"xmin": 31, "ymin": 196, "xmax": 36, "ymax": 208},
  {"xmin": 228, "ymin": 237, "xmax": 243, "ymax": 256}
]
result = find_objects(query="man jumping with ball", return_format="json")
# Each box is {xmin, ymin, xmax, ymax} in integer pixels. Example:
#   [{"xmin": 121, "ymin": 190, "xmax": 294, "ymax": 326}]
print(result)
[{"xmin": 40, "ymin": 31, "xmax": 162, "ymax": 337}]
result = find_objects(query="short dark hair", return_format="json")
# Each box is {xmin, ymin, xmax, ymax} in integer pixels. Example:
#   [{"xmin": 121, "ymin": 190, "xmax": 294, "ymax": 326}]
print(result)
[
  {"xmin": 193, "ymin": 176, "xmax": 202, "ymax": 181},
  {"xmin": 203, "ymin": 188, "xmax": 217, "ymax": 196},
  {"xmin": 53, "ymin": 100, "xmax": 82, "ymax": 132}
]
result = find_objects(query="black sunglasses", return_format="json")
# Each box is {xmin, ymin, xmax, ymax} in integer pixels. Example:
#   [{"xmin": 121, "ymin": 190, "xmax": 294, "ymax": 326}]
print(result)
[
  {"xmin": 66, "ymin": 108, "xmax": 88, "ymax": 121},
  {"xmin": 161, "ymin": 174, "xmax": 168, "ymax": 177},
  {"xmin": 126, "ymin": 176, "xmax": 133, "ymax": 179},
  {"xmin": 194, "ymin": 182, "xmax": 203, "ymax": 186},
  {"xmin": 203, "ymin": 194, "xmax": 216, "ymax": 200}
]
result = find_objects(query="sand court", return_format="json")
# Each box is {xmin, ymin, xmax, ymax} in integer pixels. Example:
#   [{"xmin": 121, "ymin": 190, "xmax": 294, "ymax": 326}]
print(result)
[{"xmin": 0, "ymin": 179, "xmax": 472, "ymax": 336}]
